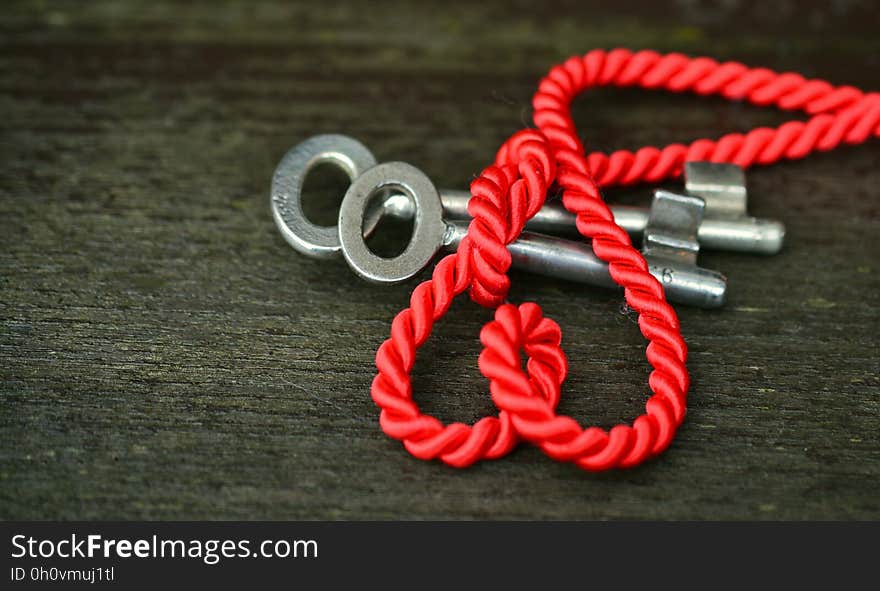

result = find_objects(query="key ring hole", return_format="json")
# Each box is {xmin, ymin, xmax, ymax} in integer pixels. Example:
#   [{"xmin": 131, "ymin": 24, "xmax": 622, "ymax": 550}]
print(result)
[
  {"xmin": 300, "ymin": 158, "xmax": 360, "ymax": 228},
  {"xmin": 363, "ymin": 188, "xmax": 416, "ymax": 259}
]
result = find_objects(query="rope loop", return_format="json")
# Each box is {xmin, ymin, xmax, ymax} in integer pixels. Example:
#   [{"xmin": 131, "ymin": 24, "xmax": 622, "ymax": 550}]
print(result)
[{"xmin": 368, "ymin": 49, "xmax": 879, "ymax": 469}]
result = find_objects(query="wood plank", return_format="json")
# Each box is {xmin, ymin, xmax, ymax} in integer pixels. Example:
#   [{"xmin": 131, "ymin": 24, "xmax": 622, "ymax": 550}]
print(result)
[{"xmin": 1, "ymin": 0, "xmax": 878, "ymax": 519}]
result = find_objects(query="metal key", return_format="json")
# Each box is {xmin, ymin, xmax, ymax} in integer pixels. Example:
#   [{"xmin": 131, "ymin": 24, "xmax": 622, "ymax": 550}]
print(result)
[
  {"xmin": 271, "ymin": 135, "xmax": 726, "ymax": 308},
  {"xmin": 337, "ymin": 161, "xmax": 726, "ymax": 308},
  {"xmin": 387, "ymin": 161, "xmax": 784, "ymax": 255},
  {"xmin": 271, "ymin": 135, "xmax": 783, "ymax": 258}
]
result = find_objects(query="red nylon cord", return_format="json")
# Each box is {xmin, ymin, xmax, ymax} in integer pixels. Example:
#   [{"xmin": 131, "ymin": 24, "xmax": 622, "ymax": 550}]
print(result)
[{"xmin": 369, "ymin": 49, "xmax": 880, "ymax": 470}]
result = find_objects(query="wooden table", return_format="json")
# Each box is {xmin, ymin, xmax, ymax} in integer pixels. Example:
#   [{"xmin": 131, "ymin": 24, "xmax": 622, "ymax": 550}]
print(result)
[{"xmin": 2, "ymin": 0, "xmax": 878, "ymax": 519}]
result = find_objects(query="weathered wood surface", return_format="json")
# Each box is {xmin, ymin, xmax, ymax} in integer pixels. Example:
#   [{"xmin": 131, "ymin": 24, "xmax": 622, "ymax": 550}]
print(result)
[{"xmin": 1, "ymin": 1, "xmax": 878, "ymax": 520}]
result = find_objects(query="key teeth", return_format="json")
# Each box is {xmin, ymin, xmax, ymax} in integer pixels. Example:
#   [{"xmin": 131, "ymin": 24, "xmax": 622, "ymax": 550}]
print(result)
[
  {"xmin": 643, "ymin": 190, "xmax": 705, "ymax": 264},
  {"xmin": 685, "ymin": 160, "xmax": 786, "ymax": 255},
  {"xmin": 685, "ymin": 161, "xmax": 746, "ymax": 191},
  {"xmin": 685, "ymin": 161, "xmax": 748, "ymax": 217},
  {"xmin": 642, "ymin": 189, "xmax": 728, "ymax": 309}
]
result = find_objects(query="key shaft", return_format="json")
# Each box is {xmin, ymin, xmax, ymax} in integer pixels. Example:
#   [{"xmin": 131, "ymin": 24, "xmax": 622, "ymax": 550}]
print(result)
[{"xmin": 384, "ymin": 189, "xmax": 784, "ymax": 255}]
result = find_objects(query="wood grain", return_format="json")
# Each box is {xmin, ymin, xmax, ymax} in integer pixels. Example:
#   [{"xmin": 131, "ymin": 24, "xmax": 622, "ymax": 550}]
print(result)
[{"xmin": 1, "ymin": 0, "xmax": 878, "ymax": 519}]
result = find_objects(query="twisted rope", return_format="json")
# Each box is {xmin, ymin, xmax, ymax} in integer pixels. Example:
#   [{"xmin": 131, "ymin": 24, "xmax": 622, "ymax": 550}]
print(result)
[
  {"xmin": 370, "ymin": 49, "xmax": 879, "ymax": 469},
  {"xmin": 536, "ymin": 49, "xmax": 880, "ymax": 186}
]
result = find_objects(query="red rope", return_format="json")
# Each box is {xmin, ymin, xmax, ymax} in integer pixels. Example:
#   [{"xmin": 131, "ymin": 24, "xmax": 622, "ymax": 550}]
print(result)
[{"xmin": 369, "ymin": 49, "xmax": 880, "ymax": 470}]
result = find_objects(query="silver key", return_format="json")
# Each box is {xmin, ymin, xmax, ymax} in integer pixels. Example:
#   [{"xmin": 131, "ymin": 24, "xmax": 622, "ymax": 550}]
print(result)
[
  {"xmin": 337, "ymin": 161, "xmax": 726, "ymax": 308},
  {"xmin": 378, "ymin": 164, "xmax": 784, "ymax": 255},
  {"xmin": 272, "ymin": 135, "xmax": 783, "ymax": 258},
  {"xmin": 271, "ymin": 135, "xmax": 727, "ymax": 308}
]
